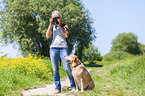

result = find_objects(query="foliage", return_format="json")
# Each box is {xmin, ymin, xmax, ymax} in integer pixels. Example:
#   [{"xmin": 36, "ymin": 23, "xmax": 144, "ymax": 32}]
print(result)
[
  {"xmin": 138, "ymin": 43, "xmax": 145, "ymax": 54},
  {"xmin": 0, "ymin": 54, "xmax": 66, "ymax": 95},
  {"xmin": 111, "ymin": 32, "xmax": 142, "ymax": 55},
  {"xmin": 82, "ymin": 43, "xmax": 102, "ymax": 63},
  {"xmin": 0, "ymin": 53, "xmax": 52, "ymax": 80},
  {"xmin": 0, "ymin": 0, "xmax": 96, "ymax": 59},
  {"xmin": 103, "ymin": 51, "xmax": 133, "ymax": 61}
]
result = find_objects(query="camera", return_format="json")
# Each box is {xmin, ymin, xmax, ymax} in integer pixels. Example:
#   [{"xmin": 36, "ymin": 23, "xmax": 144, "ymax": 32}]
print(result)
[{"xmin": 52, "ymin": 17, "xmax": 59, "ymax": 24}]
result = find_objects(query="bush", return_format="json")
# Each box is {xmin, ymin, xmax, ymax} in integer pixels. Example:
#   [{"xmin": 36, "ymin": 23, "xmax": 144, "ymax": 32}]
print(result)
[
  {"xmin": 138, "ymin": 43, "xmax": 145, "ymax": 54},
  {"xmin": 111, "ymin": 32, "xmax": 142, "ymax": 55},
  {"xmin": 0, "ymin": 53, "xmax": 52, "ymax": 80},
  {"xmin": 103, "ymin": 51, "xmax": 133, "ymax": 61},
  {"xmin": 82, "ymin": 43, "xmax": 102, "ymax": 63}
]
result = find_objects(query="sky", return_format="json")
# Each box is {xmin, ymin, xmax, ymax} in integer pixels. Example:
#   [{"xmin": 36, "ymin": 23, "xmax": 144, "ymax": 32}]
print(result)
[
  {"xmin": 0, "ymin": 0, "xmax": 145, "ymax": 58},
  {"xmin": 83, "ymin": 0, "xmax": 145, "ymax": 56}
]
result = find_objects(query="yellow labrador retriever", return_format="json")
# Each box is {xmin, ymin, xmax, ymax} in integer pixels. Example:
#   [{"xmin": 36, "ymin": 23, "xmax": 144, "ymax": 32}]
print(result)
[{"xmin": 65, "ymin": 55, "xmax": 95, "ymax": 92}]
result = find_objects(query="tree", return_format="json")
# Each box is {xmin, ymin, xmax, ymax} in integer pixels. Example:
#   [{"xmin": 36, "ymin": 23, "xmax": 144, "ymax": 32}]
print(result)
[
  {"xmin": 82, "ymin": 43, "xmax": 102, "ymax": 63},
  {"xmin": 0, "ymin": 0, "xmax": 96, "ymax": 59},
  {"xmin": 138, "ymin": 43, "xmax": 145, "ymax": 54},
  {"xmin": 111, "ymin": 32, "xmax": 142, "ymax": 55}
]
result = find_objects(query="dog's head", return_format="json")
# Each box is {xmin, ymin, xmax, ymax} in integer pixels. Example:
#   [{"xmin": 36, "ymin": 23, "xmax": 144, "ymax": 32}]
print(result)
[{"xmin": 65, "ymin": 55, "xmax": 81, "ymax": 67}]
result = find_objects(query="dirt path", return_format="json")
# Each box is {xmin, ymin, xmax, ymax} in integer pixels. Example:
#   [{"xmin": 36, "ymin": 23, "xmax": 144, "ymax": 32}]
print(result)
[{"xmin": 22, "ymin": 69, "xmax": 91, "ymax": 96}]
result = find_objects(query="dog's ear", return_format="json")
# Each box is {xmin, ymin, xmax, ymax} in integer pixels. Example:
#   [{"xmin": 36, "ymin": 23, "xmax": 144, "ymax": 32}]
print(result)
[
  {"xmin": 74, "ymin": 57, "xmax": 79, "ymax": 63},
  {"xmin": 74, "ymin": 56, "xmax": 82, "ymax": 64}
]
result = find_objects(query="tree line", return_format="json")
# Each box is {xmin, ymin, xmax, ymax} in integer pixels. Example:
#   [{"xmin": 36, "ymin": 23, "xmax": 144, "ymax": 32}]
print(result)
[
  {"xmin": 0, "ymin": 0, "xmax": 96, "ymax": 59},
  {"xmin": 83, "ymin": 32, "xmax": 145, "ymax": 62},
  {"xmin": 1, "ymin": 0, "xmax": 144, "ymax": 62}
]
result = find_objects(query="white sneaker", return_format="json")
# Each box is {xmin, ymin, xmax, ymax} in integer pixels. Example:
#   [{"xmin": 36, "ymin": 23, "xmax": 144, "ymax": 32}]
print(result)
[
  {"xmin": 54, "ymin": 90, "xmax": 61, "ymax": 94},
  {"xmin": 71, "ymin": 88, "xmax": 76, "ymax": 92}
]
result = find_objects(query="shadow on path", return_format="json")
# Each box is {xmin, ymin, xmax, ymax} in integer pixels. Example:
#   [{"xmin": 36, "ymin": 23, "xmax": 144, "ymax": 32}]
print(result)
[
  {"xmin": 84, "ymin": 62, "xmax": 104, "ymax": 68},
  {"xmin": 84, "ymin": 64, "xmax": 103, "ymax": 67}
]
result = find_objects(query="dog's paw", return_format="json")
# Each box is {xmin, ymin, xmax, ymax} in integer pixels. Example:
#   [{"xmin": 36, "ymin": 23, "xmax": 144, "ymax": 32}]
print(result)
[
  {"xmin": 75, "ymin": 89, "xmax": 79, "ymax": 92},
  {"xmin": 81, "ymin": 90, "xmax": 84, "ymax": 92}
]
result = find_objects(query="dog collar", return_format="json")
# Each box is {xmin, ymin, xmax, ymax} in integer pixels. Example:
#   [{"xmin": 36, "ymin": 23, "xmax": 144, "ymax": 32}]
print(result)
[{"xmin": 73, "ymin": 63, "xmax": 81, "ymax": 67}]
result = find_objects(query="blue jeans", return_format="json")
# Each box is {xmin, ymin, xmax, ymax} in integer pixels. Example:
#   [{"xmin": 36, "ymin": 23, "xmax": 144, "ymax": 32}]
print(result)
[{"xmin": 50, "ymin": 47, "xmax": 76, "ymax": 91}]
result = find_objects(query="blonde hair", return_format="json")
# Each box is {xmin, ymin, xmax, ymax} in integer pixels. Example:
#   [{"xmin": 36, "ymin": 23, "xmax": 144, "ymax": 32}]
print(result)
[{"xmin": 52, "ymin": 11, "xmax": 62, "ymax": 18}]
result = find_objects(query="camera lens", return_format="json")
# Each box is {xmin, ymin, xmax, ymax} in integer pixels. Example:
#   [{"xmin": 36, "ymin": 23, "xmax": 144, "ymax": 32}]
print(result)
[{"xmin": 53, "ymin": 17, "xmax": 59, "ymax": 24}]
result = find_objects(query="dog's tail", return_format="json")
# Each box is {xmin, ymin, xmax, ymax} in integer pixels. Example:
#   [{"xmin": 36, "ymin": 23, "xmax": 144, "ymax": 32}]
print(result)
[{"xmin": 84, "ymin": 80, "xmax": 94, "ymax": 90}]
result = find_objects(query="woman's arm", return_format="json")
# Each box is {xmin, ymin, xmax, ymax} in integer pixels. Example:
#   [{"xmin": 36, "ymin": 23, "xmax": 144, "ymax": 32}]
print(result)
[
  {"xmin": 46, "ymin": 18, "xmax": 53, "ymax": 38},
  {"xmin": 58, "ymin": 24, "xmax": 69, "ymax": 38}
]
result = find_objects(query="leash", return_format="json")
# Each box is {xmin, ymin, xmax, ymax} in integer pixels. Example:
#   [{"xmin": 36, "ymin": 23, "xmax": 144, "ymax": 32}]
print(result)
[
  {"xmin": 59, "ymin": 57, "xmax": 61, "ymax": 66},
  {"xmin": 67, "ymin": 87, "xmax": 72, "ymax": 91}
]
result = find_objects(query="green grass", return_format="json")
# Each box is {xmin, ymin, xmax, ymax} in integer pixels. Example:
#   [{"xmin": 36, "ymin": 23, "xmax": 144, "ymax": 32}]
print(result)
[
  {"xmin": 0, "ymin": 56, "xmax": 67, "ymax": 96},
  {"xmin": 1, "ymin": 54, "xmax": 145, "ymax": 96},
  {"xmin": 0, "ymin": 70, "xmax": 47, "ymax": 95},
  {"xmin": 67, "ymin": 55, "xmax": 145, "ymax": 96}
]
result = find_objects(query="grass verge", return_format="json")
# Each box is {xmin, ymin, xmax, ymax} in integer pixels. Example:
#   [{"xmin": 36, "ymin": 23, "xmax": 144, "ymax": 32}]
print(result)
[
  {"xmin": 0, "ymin": 54, "xmax": 66, "ymax": 96},
  {"xmin": 68, "ymin": 55, "xmax": 145, "ymax": 96},
  {"xmin": 1, "ymin": 54, "xmax": 145, "ymax": 96}
]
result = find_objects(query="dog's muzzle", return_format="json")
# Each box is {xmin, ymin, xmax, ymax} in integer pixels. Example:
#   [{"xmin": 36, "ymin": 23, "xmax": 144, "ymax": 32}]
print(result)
[{"xmin": 65, "ymin": 60, "xmax": 71, "ymax": 63}]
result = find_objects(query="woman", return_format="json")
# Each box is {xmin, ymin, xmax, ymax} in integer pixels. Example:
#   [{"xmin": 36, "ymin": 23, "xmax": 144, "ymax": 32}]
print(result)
[{"xmin": 46, "ymin": 11, "xmax": 76, "ymax": 93}]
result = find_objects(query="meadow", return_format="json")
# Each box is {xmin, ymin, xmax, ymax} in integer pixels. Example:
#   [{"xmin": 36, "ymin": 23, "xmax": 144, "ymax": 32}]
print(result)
[
  {"xmin": 0, "ymin": 54, "xmax": 145, "ymax": 96},
  {"xmin": 0, "ymin": 53, "xmax": 66, "ymax": 96},
  {"xmin": 69, "ymin": 55, "xmax": 145, "ymax": 96}
]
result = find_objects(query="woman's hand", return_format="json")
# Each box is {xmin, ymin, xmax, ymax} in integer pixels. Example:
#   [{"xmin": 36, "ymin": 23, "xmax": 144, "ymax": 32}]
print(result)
[
  {"xmin": 46, "ymin": 18, "xmax": 53, "ymax": 38},
  {"xmin": 58, "ymin": 24, "xmax": 69, "ymax": 38},
  {"xmin": 55, "ymin": 18, "xmax": 61, "ymax": 27},
  {"xmin": 49, "ymin": 18, "xmax": 53, "ymax": 25}
]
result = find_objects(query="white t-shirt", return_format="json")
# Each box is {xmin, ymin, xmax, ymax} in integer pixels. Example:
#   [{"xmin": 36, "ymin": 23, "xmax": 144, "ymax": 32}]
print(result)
[{"xmin": 50, "ymin": 25, "xmax": 68, "ymax": 48}]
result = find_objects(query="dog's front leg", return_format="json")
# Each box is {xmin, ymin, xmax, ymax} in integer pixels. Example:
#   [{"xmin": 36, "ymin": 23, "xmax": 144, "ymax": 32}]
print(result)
[
  {"xmin": 75, "ymin": 80, "xmax": 79, "ymax": 92},
  {"xmin": 80, "ymin": 78, "xmax": 84, "ymax": 92}
]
